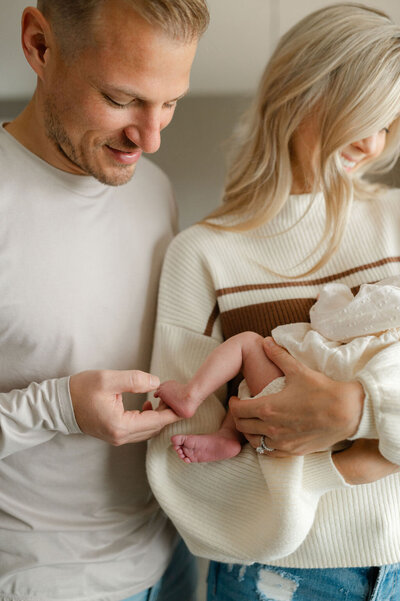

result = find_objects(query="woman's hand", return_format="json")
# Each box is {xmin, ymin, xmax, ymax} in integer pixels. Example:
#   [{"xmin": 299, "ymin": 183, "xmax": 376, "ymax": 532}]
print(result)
[{"xmin": 229, "ymin": 337, "xmax": 365, "ymax": 457}]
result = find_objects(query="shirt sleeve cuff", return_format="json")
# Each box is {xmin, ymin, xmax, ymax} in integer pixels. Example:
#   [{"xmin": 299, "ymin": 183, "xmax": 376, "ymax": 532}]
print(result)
[
  {"xmin": 57, "ymin": 376, "xmax": 82, "ymax": 434},
  {"xmin": 348, "ymin": 383, "xmax": 378, "ymax": 441}
]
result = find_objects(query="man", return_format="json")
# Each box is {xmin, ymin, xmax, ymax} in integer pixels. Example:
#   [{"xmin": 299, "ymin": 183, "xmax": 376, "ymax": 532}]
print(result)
[{"xmin": 0, "ymin": 1, "xmax": 209, "ymax": 600}]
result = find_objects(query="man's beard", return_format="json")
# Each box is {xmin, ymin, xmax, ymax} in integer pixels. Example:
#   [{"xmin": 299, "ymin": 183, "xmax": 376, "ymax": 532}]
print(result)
[{"xmin": 43, "ymin": 97, "xmax": 136, "ymax": 186}]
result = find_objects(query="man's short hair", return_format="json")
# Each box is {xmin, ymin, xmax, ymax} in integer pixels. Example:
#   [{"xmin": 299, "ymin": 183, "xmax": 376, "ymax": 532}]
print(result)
[{"xmin": 37, "ymin": 0, "xmax": 209, "ymax": 58}]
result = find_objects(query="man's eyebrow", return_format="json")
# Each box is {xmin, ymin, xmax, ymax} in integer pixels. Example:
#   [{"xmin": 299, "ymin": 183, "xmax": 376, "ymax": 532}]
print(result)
[{"xmin": 103, "ymin": 85, "xmax": 190, "ymax": 103}]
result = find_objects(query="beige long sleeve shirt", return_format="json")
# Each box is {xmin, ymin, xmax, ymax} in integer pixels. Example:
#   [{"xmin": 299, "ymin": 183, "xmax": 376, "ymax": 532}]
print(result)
[{"xmin": 0, "ymin": 126, "xmax": 177, "ymax": 601}]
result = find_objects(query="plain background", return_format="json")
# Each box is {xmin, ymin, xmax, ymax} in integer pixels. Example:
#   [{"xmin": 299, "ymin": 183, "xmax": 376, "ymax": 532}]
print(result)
[{"xmin": 1, "ymin": 1, "xmax": 400, "ymax": 599}]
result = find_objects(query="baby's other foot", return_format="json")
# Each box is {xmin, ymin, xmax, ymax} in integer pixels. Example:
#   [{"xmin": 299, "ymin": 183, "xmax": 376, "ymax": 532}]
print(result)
[{"xmin": 171, "ymin": 433, "xmax": 241, "ymax": 463}]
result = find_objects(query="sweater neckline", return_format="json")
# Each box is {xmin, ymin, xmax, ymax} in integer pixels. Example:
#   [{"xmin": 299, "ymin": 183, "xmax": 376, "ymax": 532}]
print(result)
[{"xmin": 273, "ymin": 191, "xmax": 325, "ymax": 220}]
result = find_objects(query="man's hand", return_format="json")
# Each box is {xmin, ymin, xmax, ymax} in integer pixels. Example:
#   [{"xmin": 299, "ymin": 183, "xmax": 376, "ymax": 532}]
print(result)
[
  {"xmin": 230, "ymin": 337, "xmax": 365, "ymax": 457},
  {"xmin": 70, "ymin": 370, "xmax": 182, "ymax": 445}
]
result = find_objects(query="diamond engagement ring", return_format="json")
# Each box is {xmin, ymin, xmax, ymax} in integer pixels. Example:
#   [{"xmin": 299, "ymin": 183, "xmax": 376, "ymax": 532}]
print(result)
[{"xmin": 256, "ymin": 435, "xmax": 275, "ymax": 454}]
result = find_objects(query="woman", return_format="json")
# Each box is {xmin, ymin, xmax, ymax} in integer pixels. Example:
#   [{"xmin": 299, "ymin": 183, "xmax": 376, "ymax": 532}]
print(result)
[{"xmin": 147, "ymin": 4, "xmax": 400, "ymax": 600}]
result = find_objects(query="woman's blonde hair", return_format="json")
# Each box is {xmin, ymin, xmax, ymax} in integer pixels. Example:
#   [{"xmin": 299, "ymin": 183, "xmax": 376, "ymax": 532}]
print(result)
[{"xmin": 203, "ymin": 3, "xmax": 400, "ymax": 275}]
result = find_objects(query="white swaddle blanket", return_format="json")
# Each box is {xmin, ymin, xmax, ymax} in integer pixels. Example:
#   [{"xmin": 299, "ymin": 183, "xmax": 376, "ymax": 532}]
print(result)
[
  {"xmin": 310, "ymin": 275, "xmax": 400, "ymax": 342},
  {"xmin": 271, "ymin": 274, "xmax": 400, "ymax": 382},
  {"xmin": 147, "ymin": 276, "xmax": 400, "ymax": 564}
]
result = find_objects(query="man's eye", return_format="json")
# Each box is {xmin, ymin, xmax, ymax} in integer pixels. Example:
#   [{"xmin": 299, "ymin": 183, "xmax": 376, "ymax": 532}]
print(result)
[{"xmin": 103, "ymin": 94, "xmax": 128, "ymax": 108}]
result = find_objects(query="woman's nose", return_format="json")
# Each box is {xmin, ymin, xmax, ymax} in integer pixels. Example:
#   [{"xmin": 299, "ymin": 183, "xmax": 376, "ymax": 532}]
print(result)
[{"xmin": 352, "ymin": 133, "xmax": 380, "ymax": 155}]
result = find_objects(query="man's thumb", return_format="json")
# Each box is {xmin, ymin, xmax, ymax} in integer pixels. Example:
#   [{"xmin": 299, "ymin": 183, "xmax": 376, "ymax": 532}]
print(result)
[{"xmin": 107, "ymin": 370, "xmax": 160, "ymax": 394}]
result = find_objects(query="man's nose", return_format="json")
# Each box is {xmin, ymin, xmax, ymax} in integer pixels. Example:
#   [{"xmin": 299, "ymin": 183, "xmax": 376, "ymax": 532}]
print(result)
[{"xmin": 124, "ymin": 110, "xmax": 162, "ymax": 154}]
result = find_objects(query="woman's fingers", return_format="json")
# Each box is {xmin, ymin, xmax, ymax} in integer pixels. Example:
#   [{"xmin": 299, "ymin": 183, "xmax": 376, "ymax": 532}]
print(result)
[{"xmin": 263, "ymin": 337, "xmax": 307, "ymax": 377}]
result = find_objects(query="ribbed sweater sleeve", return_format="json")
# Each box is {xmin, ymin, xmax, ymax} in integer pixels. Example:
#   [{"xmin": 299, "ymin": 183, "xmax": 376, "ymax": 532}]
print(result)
[{"xmin": 355, "ymin": 342, "xmax": 400, "ymax": 464}]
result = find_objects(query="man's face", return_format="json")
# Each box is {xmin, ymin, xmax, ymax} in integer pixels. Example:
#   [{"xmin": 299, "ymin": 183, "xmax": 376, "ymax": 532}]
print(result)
[{"xmin": 41, "ymin": 1, "xmax": 197, "ymax": 185}]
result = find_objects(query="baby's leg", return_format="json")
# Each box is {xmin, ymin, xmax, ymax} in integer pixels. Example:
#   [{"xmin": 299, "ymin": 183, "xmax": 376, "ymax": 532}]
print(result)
[
  {"xmin": 155, "ymin": 334, "xmax": 254, "ymax": 418},
  {"xmin": 172, "ymin": 332, "xmax": 283, "ymax": 462},
  {"xmin": 240, "ymin": 331, "xmax": 283, "ymax": 396},
  {"xmin": 157, "ymin": 332, "xmax": 281, "ymax": 418}
]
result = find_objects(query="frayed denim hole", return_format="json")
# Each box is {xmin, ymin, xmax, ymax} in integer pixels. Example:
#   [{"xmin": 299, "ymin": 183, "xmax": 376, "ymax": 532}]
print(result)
[{"xmin": 256, "ymin": 567, "xmax": 300, "ymax": 601}]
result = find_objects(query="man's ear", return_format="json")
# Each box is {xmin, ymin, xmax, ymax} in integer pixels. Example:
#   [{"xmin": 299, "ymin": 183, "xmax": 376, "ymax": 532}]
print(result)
[{"xmin": 21, "ymin": 7, "xmax": 54, "ymax": 80}]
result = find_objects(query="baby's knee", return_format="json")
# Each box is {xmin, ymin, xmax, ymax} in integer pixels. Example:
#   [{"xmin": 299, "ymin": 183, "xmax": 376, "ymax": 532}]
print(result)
[{"xmin": 237, "ymin": 331, "xmax": 265, "ymax": 347}]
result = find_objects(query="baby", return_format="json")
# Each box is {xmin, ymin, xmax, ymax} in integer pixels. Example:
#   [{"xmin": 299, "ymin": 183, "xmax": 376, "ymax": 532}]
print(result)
[{"xmin": 155, "ymin": 275, "xmax": 400, "ymax": 471}]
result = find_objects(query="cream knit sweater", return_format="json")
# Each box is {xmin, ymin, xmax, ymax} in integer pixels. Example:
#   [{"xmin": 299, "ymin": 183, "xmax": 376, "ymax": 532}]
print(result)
[{"xmin": 147, "ymin": 190, "xmax": 400, "ymax": 568}]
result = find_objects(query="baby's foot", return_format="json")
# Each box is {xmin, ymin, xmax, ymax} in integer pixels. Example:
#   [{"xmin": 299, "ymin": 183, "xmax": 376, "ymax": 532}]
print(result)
[{"xmin": 171, "ymin": 432, "xmax": 241, "ymax": 463}]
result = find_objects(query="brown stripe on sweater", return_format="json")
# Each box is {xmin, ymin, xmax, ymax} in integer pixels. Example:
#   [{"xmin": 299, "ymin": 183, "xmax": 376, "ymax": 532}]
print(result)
[
  {"xmin": 203, "ymin": 289, "xmax": 365, "ymax": 338},
  {"xmin": 202, "ymin": 272, "xmax": 393, "ymax": 339},
  {"xmin": 220, "ymin": 298, "xmax": 316, "ymax": 340},
  {"xmin": 203, "ymin": 301, "xmax": 220, "ymax": 337},
  {"xmin": 222, "ymin": 298, "xmax": 316, "ymax": 397},
  {"xmin": 215, "ymin": 256, "xmax": 400, "ymax": 298},
  {"xmin": 203, "ymin": 284, "xmax": 366, "ymax": 338},
  {"xmin": 206, "ymin": 285, "xmax": 381, "ymax": 395}
]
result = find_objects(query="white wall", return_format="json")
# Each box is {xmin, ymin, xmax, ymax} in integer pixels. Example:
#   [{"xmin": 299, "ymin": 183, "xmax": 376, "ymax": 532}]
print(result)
[
  {"xmin": 2, "ymin": 1, "xmax": 400, "ymax": 99},
  {"xmin": 192, "ymin": 0, "xmax": 400, "ymax": 94},
  {"xmin": 0, "ymin": 1, "xmax": 36, "ymax": 98}
]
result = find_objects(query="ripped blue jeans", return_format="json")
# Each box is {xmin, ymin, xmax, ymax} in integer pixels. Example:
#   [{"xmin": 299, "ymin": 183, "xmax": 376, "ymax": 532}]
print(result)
[{"xmin": 207, "ymin": 561, "xmax": 400, "ymax": 601}]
